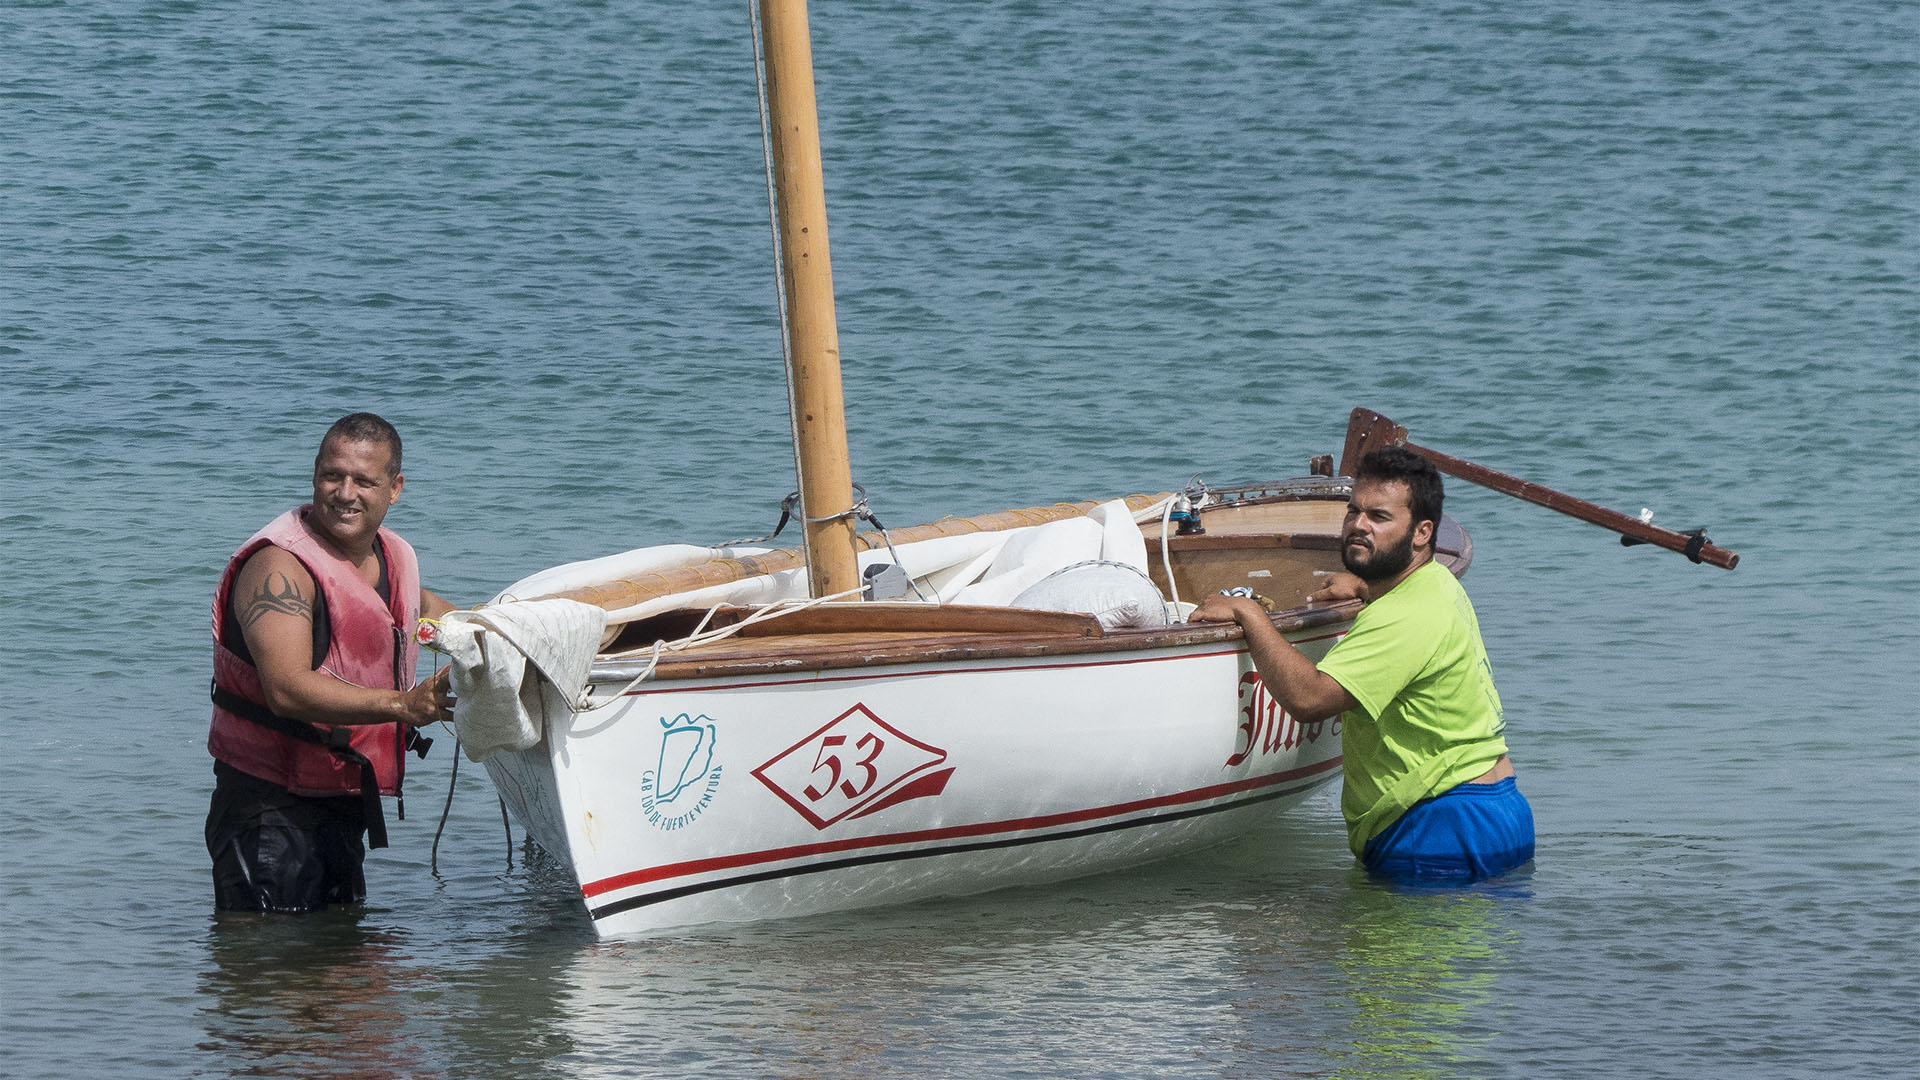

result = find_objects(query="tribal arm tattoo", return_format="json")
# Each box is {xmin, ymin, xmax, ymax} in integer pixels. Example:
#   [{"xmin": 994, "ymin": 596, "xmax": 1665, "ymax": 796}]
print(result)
[{"xmin": 240, "ymin": 571, "xmax": 314, "ymax": 630}]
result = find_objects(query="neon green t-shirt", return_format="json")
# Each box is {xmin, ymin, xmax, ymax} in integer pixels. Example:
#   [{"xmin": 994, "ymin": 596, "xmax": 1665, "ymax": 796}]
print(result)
[{"xmin": 1317, "ymin": 560, "xmax": 1509, "ymax": 856}]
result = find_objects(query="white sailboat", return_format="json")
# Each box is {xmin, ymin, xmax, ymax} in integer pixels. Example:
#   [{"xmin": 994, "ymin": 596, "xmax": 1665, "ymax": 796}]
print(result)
[
  {"xmin": 445, "ymin": 477, "xmax": 1443, "ymax": 937},
  {"xmin": 434, "ymin": 0, "xmax": 1734, "ymax": 938}
]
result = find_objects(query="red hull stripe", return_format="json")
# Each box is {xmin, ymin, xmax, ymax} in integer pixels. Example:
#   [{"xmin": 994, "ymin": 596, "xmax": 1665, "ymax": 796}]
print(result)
[
  {"xmin": 581, "ymin": 754, "xmax": 1342, "ymax": 900},
  {"xmin": 584, "ymin": 765, "xmax": 1341, "ymax": 923},
  {"xmin": 619, "ymin": 632, "xmax": 1343, "ymax": 697}
]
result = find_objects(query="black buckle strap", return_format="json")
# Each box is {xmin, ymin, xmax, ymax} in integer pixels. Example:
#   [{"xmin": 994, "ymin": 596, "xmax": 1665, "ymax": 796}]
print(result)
[
  {"xmin": 1621, "ymin": 526, "xmax": 1710, "ymax": 563},
  {"xmin": 211, "ymin": 680, "xmax": 391, "ymax": 849}
]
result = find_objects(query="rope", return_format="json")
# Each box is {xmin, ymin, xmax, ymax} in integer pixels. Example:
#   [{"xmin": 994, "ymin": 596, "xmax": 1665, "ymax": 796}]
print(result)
[
  {"xmin": 1154, "ymin": 475, "xmax": 1210, "ymax": 609},
  {"xmin": 1159, "ymin": 496, "xmax": 1181, "ymax": 607},
  {"xmin": 804, "ymin": 483, "xmax": 870, "ymax": 524},
  {"xmin": 430, "ymin": 740, "xmax": 459, "ymax": 875},
  {"xmin": 726, "ymin": 491, "xmax": 799, "ymax": 546},
  {"xmin": 729, "ymin": 484, "xmax": 932, "ymax": 601},
  {"xmin": 428, "ymin": 737, "xmax": 514, "ymax": 874},
  {"xmin": 868, "ymin": 520, "xmax": 932, "ymax": 602},
  {"xmin": 748, "ymin": 0, "xmax": 807, "ymax": 509},
  {"xmin": 499, "ymin": 797, "xmax": 513, "ymax": 871},
  {"xmin": 448, "ymin": 482, "xmax": 1195, "ymax": 714},
  {"xmin": 420, "ymin": 480, "xmax": 1201, "ymax": 866},
  {"xmin": 731, "ymin": 483, "xmax": 875, "ymax": 544},
  {"xmin": 585, "ymin": 583, "xmax": 869, "ymax": 704}
]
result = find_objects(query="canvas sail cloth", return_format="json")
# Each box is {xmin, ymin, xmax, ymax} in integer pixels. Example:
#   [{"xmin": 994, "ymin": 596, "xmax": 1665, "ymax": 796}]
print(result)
[
  {"xmin": 435, "ymin": 599, "xmax": 608, "ymax": 761},
  {"xmin": 486, "ymin": 499, "xmax": 1160, "ymax": 628},
  {"xmin": 447, "ymin": 499, "xmax": 1165, "ymax": 761}
]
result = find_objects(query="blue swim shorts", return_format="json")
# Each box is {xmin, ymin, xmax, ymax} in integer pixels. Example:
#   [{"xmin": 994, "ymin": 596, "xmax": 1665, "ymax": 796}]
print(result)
[{"xmin": 1362, "ymin": 776, "xmax": 1535, "ymax": 882}]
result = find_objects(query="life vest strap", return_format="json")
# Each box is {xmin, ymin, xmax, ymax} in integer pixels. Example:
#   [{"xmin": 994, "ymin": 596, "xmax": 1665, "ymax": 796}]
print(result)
[{"xmin": 210, "ymin": 680, "xmax": 390, "ymax": 849}]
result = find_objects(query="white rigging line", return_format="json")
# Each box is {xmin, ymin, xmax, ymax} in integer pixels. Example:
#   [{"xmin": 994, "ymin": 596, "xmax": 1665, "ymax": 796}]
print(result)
[
  {"xmin": 585, "ymin": 583, "xmax": 868, "ymax": 705},
  {"xmin": 747, "ymin": 0, "xmax": 813, "ymax": 572}
]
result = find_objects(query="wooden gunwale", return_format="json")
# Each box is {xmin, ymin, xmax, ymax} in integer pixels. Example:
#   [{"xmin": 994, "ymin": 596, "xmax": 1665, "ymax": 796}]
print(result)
[
  {"xmin": 585, "ymin": 516, "xmax": 1472, "ymax": 684},
  {"xmin": 1160, "ymin": 533, "xmax": 1343, "ymax": 552},
  {"xmin": 593, "ymin": 600, "xmax": 1363, "ymax": 684},
  {"xmin": 1206, "ymin": 489, "xmax": 1350, "ymax": 507}
]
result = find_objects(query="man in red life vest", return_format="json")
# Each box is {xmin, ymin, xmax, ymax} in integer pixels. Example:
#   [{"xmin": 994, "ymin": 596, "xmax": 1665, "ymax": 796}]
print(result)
[{"xmin": 205, "ymin": 413, "xmax": 456, "ymax": 913}]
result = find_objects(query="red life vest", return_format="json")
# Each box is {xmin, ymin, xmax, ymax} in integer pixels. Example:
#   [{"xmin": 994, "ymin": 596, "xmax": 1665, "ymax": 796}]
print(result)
[{"xmin": 208, "ymin": 506, "xmax": 422, "ymax": 799}]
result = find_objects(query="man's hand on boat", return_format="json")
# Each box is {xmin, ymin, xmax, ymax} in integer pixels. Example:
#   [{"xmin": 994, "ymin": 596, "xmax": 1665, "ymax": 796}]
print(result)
[
  {"xmin": 1187, "ymin": 591, "xmax": 1359, "ymax": 723},
  {"xmin": 401, "ymin": 666, "xmax": 456, "ymax": 728},
  {"xmin": 1306, "ymin": 572, "xmax": 1366, "ymax": 605},
  {"xmin": 403, "ymin": 590, "xmax": 458, "ymax": 726},
  {"xmin": 1188, "ymin": 592, "xmax": 1273, "ymax": 627}
]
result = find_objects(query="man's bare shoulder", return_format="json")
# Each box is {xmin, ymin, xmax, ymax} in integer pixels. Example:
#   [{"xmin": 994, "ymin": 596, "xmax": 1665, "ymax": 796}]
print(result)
[{"xmin": 232, "ymin": 545, "xmax": 318, "ymax": 632}]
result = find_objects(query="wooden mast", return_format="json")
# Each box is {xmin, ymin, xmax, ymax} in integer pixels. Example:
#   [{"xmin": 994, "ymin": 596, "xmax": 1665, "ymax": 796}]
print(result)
[{"xmin": 758, "ymin": 0, "xmax": 860, "ymax": 599}]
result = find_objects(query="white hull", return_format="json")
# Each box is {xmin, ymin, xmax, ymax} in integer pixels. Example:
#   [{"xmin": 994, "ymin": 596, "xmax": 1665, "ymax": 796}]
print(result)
[{"xmin": 486, "ymin": 629, "xmax": 1345, "ymax": 938}]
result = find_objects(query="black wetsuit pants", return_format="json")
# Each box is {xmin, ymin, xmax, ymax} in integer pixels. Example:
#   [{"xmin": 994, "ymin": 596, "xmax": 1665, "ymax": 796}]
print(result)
[{"xmin": 206, "ymin": 761, "xmax": 368, "ymax": 913}]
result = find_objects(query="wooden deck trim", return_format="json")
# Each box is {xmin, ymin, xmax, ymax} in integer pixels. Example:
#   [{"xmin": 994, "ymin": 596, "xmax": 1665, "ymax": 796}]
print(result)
[
  {"xmin": 1160, "ymin": 533, "xmax": 1342, "ymax": 552},
  {"xmin": 590, "ymin": 540, "xmax": 1468, "ymax": 684},
  {"xmin": 593, "ymin": 601, "xmax": 1361, "ymax": 683},
  {"xmin": 571, "ymin": 490, "xmax": 1471, "ymax": 685}
]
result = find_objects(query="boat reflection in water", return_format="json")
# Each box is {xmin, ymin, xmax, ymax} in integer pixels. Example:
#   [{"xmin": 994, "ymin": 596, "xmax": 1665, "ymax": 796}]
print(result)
[{"xmin": 521, "ymin": 825, "xmax": 1526, "ymax": 1078}]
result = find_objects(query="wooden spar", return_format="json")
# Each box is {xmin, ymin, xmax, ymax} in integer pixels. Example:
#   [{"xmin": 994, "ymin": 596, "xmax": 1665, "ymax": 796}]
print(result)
[
  {"xmin": 758, "ymin": 0, "xmax": 860, "ymax": 598},
  {"xmin": 1337, "ymin": 409, "xmax": 1407, "ymax": 478},
  {"xmin": 1343, "ymin": 407, "xmax": 1741, "ymax": 569},
  {"xmin": 1407, "ymin": 439, "xmax": 1740, "ymax": 568}
]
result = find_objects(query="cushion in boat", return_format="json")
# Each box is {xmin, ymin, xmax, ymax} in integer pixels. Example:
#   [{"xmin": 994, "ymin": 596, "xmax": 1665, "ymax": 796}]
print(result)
[{"xmin": 1009, "ymin": 560, "xmax": 1170, "ymax": 630}]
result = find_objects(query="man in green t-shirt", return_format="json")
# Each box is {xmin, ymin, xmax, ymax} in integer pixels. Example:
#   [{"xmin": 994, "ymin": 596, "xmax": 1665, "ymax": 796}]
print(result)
[{"xmin": 1192, "ymin": 447, "xmax": 1534, "ymax": 880}]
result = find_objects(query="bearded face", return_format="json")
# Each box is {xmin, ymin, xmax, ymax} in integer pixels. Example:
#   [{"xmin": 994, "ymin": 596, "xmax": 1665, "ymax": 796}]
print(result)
[
  {"xmin": 1342, "ymin": 516, "xmax": 1418, "ymax": 581},
  {"xmin": 1340, "ymin": 478, "xmax": 1433, "ymax": 584}
]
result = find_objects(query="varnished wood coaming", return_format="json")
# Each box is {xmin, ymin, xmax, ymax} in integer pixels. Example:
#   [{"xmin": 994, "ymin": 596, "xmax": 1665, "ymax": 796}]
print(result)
[
  {"xmin": 595, "ymin": 600, "xmax": 1362, "ymax": 684},
  {"xmin": 586, "ymin": 494, "xmax": 1471, "ymax": 686},
  {"xmin": 591, "ymin": 546, "xmax": 1469, "ymax": 684}
]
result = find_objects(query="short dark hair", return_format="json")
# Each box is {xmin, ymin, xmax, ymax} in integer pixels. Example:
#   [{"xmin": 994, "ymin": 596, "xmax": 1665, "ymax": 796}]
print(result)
[
  {"xmin": 1356, "ymin": 446, "xmax": 1443, "ymax": 545},
  {"xmin": 318, "ymin": 413, "xmax": 403, "ymax": 477}
]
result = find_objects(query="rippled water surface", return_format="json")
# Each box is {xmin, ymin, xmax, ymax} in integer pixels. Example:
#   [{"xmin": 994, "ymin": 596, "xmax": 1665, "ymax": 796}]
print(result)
[{"xmin": 3, "ymin": 1, "xmax": 1915, "ymax": 1077}]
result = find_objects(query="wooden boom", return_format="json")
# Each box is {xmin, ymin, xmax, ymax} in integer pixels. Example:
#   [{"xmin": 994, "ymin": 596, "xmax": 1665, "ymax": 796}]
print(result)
[{"xmin": 1344, "ymin": 407, "xmax": 1740, "ymax": 569}]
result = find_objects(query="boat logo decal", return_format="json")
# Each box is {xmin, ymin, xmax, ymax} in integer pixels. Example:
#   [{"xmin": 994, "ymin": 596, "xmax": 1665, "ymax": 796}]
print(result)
[
  {"xmin": 1226, "ymin": 671, "xmax": 1336, "ymax": 767},
  {"xmin": 641, "ymin": 713, "xmax": 723, "ymax": 831},
  {"xmin": 752, "ymin": 703, "xmax": 954, "ymax": 830}
]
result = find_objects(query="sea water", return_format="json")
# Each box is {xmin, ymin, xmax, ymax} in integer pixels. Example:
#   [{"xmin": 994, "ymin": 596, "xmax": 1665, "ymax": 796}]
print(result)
[{"xmin": 2, "ymin": 1, "xmax": 1915, "ymax": 1076}]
